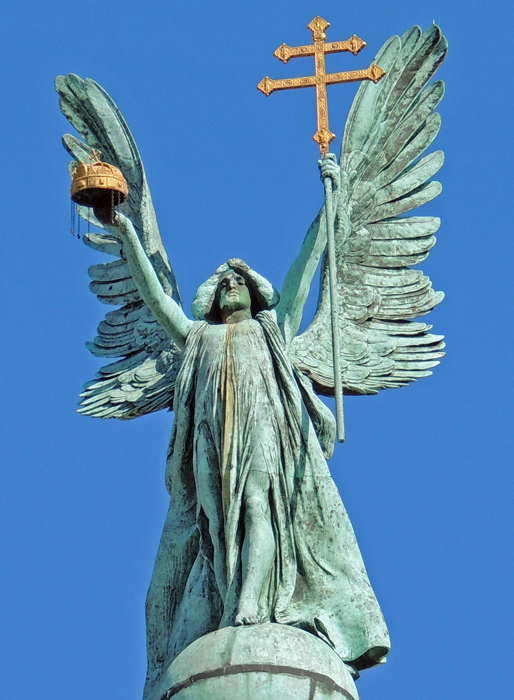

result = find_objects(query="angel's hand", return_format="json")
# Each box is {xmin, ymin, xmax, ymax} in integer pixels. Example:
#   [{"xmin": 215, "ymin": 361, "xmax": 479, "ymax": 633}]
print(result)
[
  {"xmin": 109, "ymin": 211, "xmax": 136, "ymax": 241},
  {"xmin": 91, "ymin": 201, "xmax": 136, "ymax": 245},
  {"xmin": 318, "ymin": 153, "xmax": 340, "ymax": 189},
  {"xmin": 93, "ymin": 195, "xmax": 123, "ymax": 227}
]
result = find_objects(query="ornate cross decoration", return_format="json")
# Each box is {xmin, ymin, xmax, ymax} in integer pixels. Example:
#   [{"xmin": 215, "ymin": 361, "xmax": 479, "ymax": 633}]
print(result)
[{"xmin": 257, "ymin": 16, "xmax": 386, "ymax": 156}]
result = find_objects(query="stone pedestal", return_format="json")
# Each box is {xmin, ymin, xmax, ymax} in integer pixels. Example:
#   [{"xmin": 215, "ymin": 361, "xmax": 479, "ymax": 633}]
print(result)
[{"xmin": 150, "ymin": 623, "xmax": 359, "ymax": 700}]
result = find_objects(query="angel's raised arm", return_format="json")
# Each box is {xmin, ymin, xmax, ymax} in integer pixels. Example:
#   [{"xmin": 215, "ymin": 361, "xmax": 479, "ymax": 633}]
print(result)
[{"xmin": 105, "ymin": 213, "xmax": 193, "ymax": 349}]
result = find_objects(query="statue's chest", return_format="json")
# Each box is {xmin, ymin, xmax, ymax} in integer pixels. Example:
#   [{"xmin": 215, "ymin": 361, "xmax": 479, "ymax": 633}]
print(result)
[{"xmin": 195, "ymin": 321, "xmax": 275, "ymax": 390}]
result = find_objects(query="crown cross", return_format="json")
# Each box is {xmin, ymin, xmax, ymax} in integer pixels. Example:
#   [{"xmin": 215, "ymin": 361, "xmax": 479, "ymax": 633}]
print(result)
[{"xmin": 257, "ymin": 16, "xmax": 386, "ymax": 156}]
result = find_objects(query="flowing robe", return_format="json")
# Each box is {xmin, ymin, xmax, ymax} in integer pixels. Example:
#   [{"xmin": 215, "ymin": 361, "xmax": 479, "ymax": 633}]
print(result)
[{"xmin": 144, "ymin": 311, "xmax": 389, "ymax": 696}]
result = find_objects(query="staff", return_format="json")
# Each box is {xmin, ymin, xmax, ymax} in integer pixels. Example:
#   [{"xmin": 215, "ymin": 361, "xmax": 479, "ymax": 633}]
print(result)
[
  {"xmin": 258, "ymin": 15, "xmax": 386, "ymax": 441},
  {"xmin": 321, "ymin": 157, "xmax": 345, "ymax": 441}
]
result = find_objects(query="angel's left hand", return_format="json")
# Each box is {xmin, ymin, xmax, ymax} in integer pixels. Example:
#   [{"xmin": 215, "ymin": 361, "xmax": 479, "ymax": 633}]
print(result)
[
  {"xmin": 318, "ymin": 154, "xmax": 340, "ymax": 189},
  {"xmin": 93, "ymin": 196, "xmax": 123, "ymax": 227}
]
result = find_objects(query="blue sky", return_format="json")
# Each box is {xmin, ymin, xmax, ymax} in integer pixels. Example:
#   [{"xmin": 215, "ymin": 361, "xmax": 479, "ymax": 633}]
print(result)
[{"xmin": 1, "ymin": 1, "xmax": 512, "ymax": 699}]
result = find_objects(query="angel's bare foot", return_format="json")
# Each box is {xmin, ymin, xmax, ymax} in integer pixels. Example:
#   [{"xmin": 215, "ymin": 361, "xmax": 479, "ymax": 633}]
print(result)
[{"xmin": 235, "ymin": 600, "xmax": 260, "ymax": 626}]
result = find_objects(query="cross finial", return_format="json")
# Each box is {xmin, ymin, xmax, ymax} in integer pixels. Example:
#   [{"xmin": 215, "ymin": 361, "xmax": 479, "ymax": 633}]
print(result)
[
  {"xmin": 257, "ymin": 16, "xmax": 386, "ymax": 156},
  {"xmin": 307, "ymin": 15, "xmax": 330, "ymax": 37}
]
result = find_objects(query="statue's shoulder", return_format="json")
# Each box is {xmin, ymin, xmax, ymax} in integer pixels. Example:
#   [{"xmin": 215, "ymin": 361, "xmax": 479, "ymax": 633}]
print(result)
[
  {"xmin": 184, "ymin": 320, "xmax": 209, "ymax": 346},
  {"xmin": 186, "ymin": 320, "xmax": 228, "ymax": 345},
  {"xmin": 256, "ymin": 309, "xmax": 278, "ymax": 326}
]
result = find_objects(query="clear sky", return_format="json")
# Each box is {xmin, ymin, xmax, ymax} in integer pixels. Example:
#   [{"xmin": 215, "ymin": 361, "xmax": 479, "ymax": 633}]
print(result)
[{"xmin": 1, "ymin": 1, "xmax": 512, "ymax": 699}]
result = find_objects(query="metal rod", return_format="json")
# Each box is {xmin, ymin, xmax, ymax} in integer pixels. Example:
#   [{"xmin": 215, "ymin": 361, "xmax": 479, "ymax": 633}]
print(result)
[{"xmin": 323, "ymin": 174, "xmax": 345, "ymax": 442}]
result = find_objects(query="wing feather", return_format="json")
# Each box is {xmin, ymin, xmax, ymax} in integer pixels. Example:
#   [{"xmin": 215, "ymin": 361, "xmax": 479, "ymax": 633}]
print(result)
[
  {"xmin": 373, "ymin": 150, "xmax": 444, "ymax": 206},
  {"xmin": 370, "ymin": 112, "xmax": 442, "ymax": 191}
]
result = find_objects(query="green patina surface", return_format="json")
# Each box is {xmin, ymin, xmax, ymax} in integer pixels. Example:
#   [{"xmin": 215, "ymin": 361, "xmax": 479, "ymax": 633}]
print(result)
[
  {"xmin": 152, "ymin": 624, "xmax": 359, "ymax": 700},
  {"xmin": 57, "ymin": 21, "xmax": 446, "ymax": 700}
]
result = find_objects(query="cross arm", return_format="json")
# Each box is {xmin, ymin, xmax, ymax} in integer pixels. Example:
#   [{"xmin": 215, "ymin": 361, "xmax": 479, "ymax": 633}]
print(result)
[
  {"xmin": 325, "ymin": 63, "xmax": 386, "ymax": 86},
  {"xmin": 257, "ymin": 63, "xmax": 386, "ymax": 97},
  {"xmin": 257, "ymin": 74, "xmax": 317, "ymax": 96},
  {"xmin": 274, "ymin": 35, "xmax": 366, "ymax": 64}
]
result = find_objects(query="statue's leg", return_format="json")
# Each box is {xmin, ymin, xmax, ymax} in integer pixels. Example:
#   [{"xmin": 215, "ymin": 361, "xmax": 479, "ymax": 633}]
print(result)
[
  {"xmin": 195, "ymin": 425, "xmax": 228, "ymax": 599},
  {"xmin": 235, "ymin": 469, "xmax": 274, "ymax": 625}
]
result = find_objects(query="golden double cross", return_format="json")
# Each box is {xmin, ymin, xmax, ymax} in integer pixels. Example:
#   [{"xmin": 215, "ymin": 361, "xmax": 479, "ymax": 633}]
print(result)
[{"xmin": 257, "ymin": 16, "xmax": 385, "ymax": 156}]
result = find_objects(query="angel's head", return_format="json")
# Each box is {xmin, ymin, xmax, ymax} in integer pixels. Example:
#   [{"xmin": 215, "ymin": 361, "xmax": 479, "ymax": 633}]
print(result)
[{"xmin": 192, "ymin": 259, "xmax": 280, "ymax": 323}]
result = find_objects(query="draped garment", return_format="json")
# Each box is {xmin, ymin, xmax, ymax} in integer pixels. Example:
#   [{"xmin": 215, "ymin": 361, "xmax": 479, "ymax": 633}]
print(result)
[{"xmin": 143, "ymin": 311, "xmax": 389, "ymax": 697}]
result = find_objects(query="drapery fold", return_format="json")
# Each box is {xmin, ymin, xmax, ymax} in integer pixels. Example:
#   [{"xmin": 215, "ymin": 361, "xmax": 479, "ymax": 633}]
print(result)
[{"xmin": 143, "ymin": 312, "xmax": 389, "ymax": 698}]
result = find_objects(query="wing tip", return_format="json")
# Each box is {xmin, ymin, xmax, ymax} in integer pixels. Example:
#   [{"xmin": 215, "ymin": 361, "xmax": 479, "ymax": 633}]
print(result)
[
  {"xmin": 54, "ymin": 74, "xmax": 66, "ymax": 92},
  {"xmin": 434, "ymin": 290, "xmax": 445, "ymax": 306}
]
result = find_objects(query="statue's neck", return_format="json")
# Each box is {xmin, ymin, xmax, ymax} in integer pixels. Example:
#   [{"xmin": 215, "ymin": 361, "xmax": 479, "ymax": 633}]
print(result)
[{"xmin": 221, "ymin": 309, "xmax": 252, "ymax": 324}]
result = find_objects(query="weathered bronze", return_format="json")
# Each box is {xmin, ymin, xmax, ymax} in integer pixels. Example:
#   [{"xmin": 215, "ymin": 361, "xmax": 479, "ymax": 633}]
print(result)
[{"xmin": 57, "ymin": 20, "xmax": 447, "ymax": 700}]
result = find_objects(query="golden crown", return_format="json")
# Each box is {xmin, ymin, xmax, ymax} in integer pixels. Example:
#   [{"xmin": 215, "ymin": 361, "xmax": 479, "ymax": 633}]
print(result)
[{"xmin": 70, "ymin": 151, "xmax": 128, "ymax": 207}]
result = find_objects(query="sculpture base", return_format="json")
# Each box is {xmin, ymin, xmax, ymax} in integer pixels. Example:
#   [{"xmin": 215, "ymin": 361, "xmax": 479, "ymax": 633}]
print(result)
[{"xmin": 150, "ymin": 623, "xmax": 359, "ymax": 700}]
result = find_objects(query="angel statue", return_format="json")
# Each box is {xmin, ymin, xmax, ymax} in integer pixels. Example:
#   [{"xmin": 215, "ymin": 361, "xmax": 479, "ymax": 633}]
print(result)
[{"xmin": 57, "ymin": 22, "xmax": 446, "ymax": 700}]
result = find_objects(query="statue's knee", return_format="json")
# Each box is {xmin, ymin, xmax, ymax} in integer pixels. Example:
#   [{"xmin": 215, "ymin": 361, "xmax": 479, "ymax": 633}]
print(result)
[{"xmin": 244, "ymin": 493, "xmax": 269, "ymax": 519}]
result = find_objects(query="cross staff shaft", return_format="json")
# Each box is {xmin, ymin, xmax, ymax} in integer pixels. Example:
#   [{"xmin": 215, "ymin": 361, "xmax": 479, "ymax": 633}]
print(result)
[{"xmin": 257, "ymin": 15, "xmax": 385, "ymax": 156}]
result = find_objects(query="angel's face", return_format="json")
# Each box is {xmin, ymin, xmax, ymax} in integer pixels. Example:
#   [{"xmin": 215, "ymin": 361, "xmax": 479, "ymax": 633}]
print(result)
[{"xmin": 218, "ymin": 271, "xmax": 251, "ymax": 315}]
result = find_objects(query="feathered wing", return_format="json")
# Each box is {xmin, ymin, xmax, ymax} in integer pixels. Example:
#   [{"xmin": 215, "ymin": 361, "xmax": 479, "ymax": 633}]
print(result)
[
  {"xmin": 56, "ymin": 74, "xmax": 183, "ymax": 418},
  {"xmin": 287, "ymin": 25, "xmax": 447, "ymax": 395}
]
